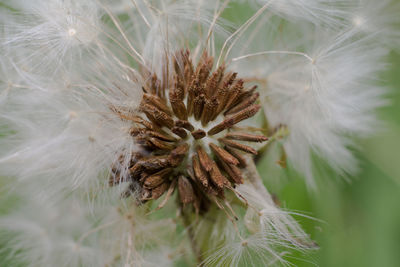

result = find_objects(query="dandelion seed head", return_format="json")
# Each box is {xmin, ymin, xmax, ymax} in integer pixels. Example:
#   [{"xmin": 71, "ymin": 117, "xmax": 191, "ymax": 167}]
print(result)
[
  {"xmin": 110, "ymin": 49, "xmax": 268, "ymax": 213},
  {"xmin": 0, "ymin": 0, "xmax": 395, "ymax": 265}
]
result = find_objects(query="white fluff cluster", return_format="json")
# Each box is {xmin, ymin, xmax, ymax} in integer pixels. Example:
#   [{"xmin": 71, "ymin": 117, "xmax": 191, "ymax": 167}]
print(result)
[
  {"xmin": 0, "ymin": 179, "xmax": 177, "ymax": 267},
  {"xmin": 249, "ymin": 30, "xmax": 388, "ymax": 186},
  {"xmin": 0, "ymin": 0, "xmax": 396, "ymax": 266},
  {"xmin": 230, "ymin": 0, "xmax": 397, "ymax": 187},
  {"xmin": 197, "ymin": 157, "xmax": 314, "ymax": 266}
]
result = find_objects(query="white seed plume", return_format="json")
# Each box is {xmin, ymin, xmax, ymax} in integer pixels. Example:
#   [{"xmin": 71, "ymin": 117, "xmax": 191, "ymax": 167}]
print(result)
[
  {"xmin": 256, "ymin": 0, "xmax": 354, "ymax": 28},
  {"xmin": 260, "ymin": 30, "xmax": 389, "ymax": 187}
]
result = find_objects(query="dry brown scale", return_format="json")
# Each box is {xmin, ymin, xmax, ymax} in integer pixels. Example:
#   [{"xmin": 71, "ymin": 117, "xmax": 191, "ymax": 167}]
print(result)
[{"xmin": 110, "ymin": 50, "xmax": 269, "ymax": 214}]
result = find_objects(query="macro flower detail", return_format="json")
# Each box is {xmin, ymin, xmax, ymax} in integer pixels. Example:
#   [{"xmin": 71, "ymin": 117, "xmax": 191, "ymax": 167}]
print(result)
[
  {"xmin": 0, "ymin": 0, "xmax": 398, "ymax": 266},
  {"xmin": 111, "ymin": 50, "xmax": 268, "ymax": 213}
]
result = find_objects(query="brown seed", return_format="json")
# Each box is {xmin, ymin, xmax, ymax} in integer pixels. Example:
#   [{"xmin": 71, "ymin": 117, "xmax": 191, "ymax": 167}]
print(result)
[
  {"xmin": 178, "ymin": 51, "xmax": 194, "ymax": 84},
  {"xmin": 192, "ymin": 155, "xmax": 209, "ymax": 187},
  {"xmin": 148, "ymin": 73, "xmax": 161, "ymax": 95},
  {"xmin": 222, "ymin": 79, "xmax": 244, "ymax": 112},
  {"xmin": 127, "ymin": 116, "xmax": 156, "ymax": 131},
  {"xmin": 181, "ymin": 49, "xmax": 194, "ymax": 81},
  {"xmin": 196, "ymin": 146, "xmax": 213, "ymax": 172},
  {"xmin": 191, "ymin": 129, "xmax": 206, "ymax": 140},
  {"xmin": 198, "ymin": 180, "xmax": 220, "ymax": 196},
  {"xmin": 142, "ymin": 93, "xmax": 172, "ymax": 116},
  {"xmin": 184, "ymin": 68, "xmax": 194, "ymax": 90},
  {"xmin": 205, "ymin": 65, "xmax": 225, "ymax": 97},
  {"xmin": 225, "ymin": 132, "xmax": 268, "ymax": 142},
  {"xmin": 170, "ymin": 98, "xmax": 188, "ymax": 120},
  {"xmin": 213, "ymin": 88, "xmax": 229, "ymax": 120},
  {"xmin": 155, "ymin": 179, "xmax": 177, "ymax": 211},
  {"xmin": 201, "ymin": 97, "xmax": 219, "ymax": 125},
  {"xmin": 135, "ymin": 136, "xmax": 151, "ymax": 147},
  {"xmin": 172, "ymin": 126, "xmax": 188, "ymax": 139},
  {"xmin": 151, "ymin": 182, "xmax": 170, "ymax": 199},
  {"xmin": 208, "ymin": 104, "xmax": 261, "ymax": 135},
  {"xmin": 214, "ymin": 72, "xmax": 237, "ymax": 115},
  {"xmin": 147, "ymin": 130, "xmax": 176, "ymax": 142},
  {"xmin": 186, "ymin": 78, "xmax": 199, "ymax": 116},
  {"xmin": 173, "ymin": 56, "xmax": 183, "ymax": 78},
  {"xmin": 169, "ymin": 87, "xmax": 188, "ymax": 120},
  {"xmin": 209, "ymin": 143, "xmax": 239, "ymax": 165},
  {"xmin": 139, "ymin": 171, "xmax": 151, "ymax": 183},
  {"xmin": 193, "ymin": 94, "xmax": 205, "ymax": 121},
  {"xmin": 196, "ymin": 52, "xmax": 213, "ymax": 83},
  {"xmin": 170, "ymin": 143, "xmax": 189, "ymax": 157},
  {"xmin": 130, "ymin": 128, "xmax": 177, "ymax": 142},
  {"xmin": 148, "ymin": 138, "xmax": 175, "ymax": 150},
  {"xmin": 111, "ymin": 107, "xmax": 141, "ymax": 122},
  {"xmin": 138, "ymin": 156, "xmax": 171, "ymax": 170},
  {"xmin": 220, "ymin": 72, "xmax": 237, "ymax": 96},
  {"xmin": 144, "ymin": 168, "xmax": 172, "ymax": 189},
  {"xmin": 168, "ymin": 143, "xmax": 189, "ymax": 167},
  {"xmin": 175, "ymin": 120, "xmax": 195, "ymax": 131},
  {"xmin": 132, "ymin": 152, "xmax": 145, "ymax": 162},
  {"xmin": 201, "ymin": 182, "xmax": 220, "ymax": 197},
  {"xmin": 232, "ymin": 85, "xmax": 258, "ymax": 109},
  {"xmin": 129, "ymin": 164, "xmax": 144, "ymax": 179},
  {"xmin": 187, "ymin": 169, "xmax": 218, "ymax": 198},
  {"xmin": 218, "ymin": 160, "xmax": 244, "ymax": 184},
  {"xmin": 219, "ymin": 138, "xmax": 258, "ymax": 155},
  {"xmin": 223, "ymin": 72, "xmax": 237, "ymax": 88},
  {"xmin": 172, "ymin": 74, "xmax": 185, "ymax": 100},
  {"xmin": 225, "ymin": 92, "xmax": 260, "ymax": 115},
  {"xmin": 224, "ymin": 146, "xmax": 247, "ymax": 168},
  {"xmin": 141, "ymin": 104, "xmax": 174, "ymax": 129},
  {"xmin": 209, "ymin": 162, "xmax": 230, "ymax": 189},
  {"xmin": 178, "ymin": 175, "xmax": 195, "ymax": 205}
]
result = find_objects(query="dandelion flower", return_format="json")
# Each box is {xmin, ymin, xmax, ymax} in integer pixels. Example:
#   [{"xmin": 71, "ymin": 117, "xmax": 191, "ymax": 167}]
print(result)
[{"xmin": 0, "ymin": 0, "xmax": 396, "ymax": 266}]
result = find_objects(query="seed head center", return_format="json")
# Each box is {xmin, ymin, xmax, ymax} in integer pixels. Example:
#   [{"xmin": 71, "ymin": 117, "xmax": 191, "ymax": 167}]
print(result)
[{"xmin": 110, "ymin": 49, "xmax": 268, "ymax": 213}]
